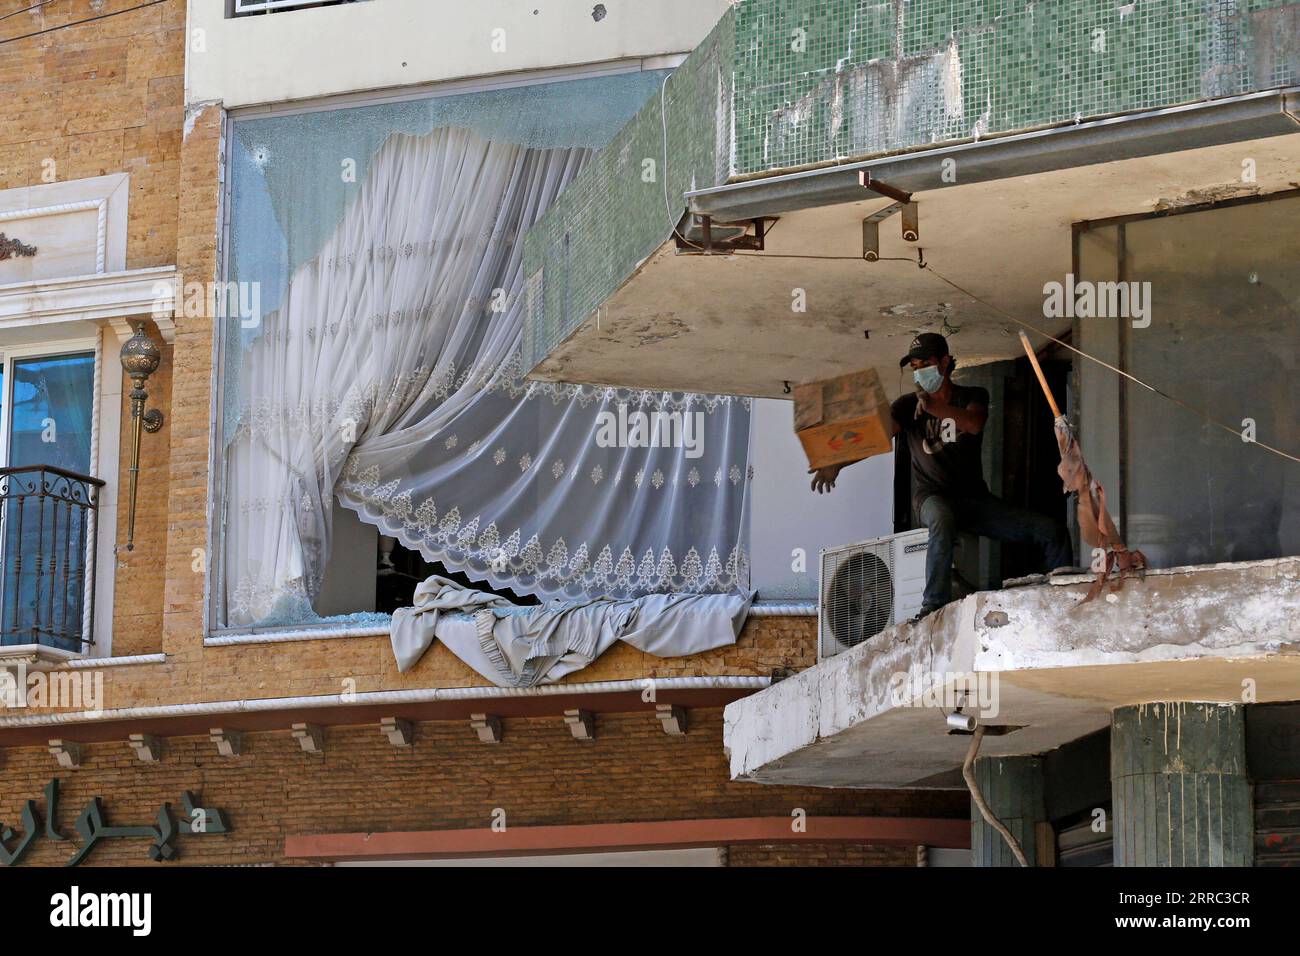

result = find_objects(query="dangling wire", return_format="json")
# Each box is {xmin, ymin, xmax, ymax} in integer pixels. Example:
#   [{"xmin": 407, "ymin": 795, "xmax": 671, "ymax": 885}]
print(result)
[
  {"xmin": 729, "ymin": 245, "xmax": 1299, "ymax": 465},
  {"xmin": 914, "ymin": 260, "xmax": 1300, "ymax": 464}
]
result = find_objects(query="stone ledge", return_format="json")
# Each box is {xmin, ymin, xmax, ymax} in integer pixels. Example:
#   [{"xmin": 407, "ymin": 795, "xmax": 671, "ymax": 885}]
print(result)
[{"xmin": 724, "ymin": 556, "xmax": 1300, "ymax": 790}]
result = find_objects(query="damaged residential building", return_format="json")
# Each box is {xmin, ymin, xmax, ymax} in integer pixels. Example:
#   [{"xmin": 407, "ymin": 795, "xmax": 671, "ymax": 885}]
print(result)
[
  {"xmin": 0, "ymin": 0, "xmax": 967, "ymax": 869},
  {"xmin": 522, "ymin": 0, "xmax": 1300, "ymax": 866},
  {"xmin": 0, "ymin": 0, "xmax": 1294, "ymax": 871}
]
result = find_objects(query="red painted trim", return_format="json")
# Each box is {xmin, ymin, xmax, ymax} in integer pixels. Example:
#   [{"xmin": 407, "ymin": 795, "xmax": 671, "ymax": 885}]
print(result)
[{"xmin": 285, "ymin": 816, "xmax": 970, "ymax": 860}]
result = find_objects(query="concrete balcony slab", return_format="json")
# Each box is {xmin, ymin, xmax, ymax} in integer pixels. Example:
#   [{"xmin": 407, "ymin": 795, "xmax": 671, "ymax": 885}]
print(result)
[{"xmin": 724, "ymin": 557, "xmax": 1300, "ymax": 789}]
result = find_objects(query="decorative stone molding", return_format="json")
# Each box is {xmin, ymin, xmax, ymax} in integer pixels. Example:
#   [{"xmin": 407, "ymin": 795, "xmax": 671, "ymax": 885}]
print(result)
[
  {"xmin": 0, "ymin": 173, "xmax": 127, "ymax": 280},
  {"xmin": 48, "ymin": 739, "xmax": 83, "ymax": 769},
  {"xmin": 655, "ymin": 704, "xmax": 688, "ymax": 736},
  {"xmin": 469, "ymin": 713, "xmax": 502, "ymax": 743},
  {"xmin": 563, "ymin": 709, "xmax": 595, "ymax": 740},
  {"xmin": 379, "ymin": 716, "xmax": 413, "ymax": 747},
  {"xmin": 291, "ymin": 722, "xmax": 324, "ymax": 753},
  {"xmin": 209, "ymin": 728, "xmax": 244, "ymax": 757},
  {"xmin": 0, "ymin": 267, "xmax": 177, "ymax": 343},
  {"xmin": 0, "ymin": 198, "xmax": 107, "ymax": 273},
  {"xmin": 128, "ymin": 733, "xmax": 162, "ymax": 762},
  {"xmin": 0, "ymin": 643, "xmax": 85, "ymax": 668}
]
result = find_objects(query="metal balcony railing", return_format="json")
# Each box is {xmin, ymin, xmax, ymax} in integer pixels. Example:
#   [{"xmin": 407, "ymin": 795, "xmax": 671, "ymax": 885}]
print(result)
[
  {"xmin": 0, "ymin": 465, "xmax": 105, "ymax": 651},
  {"xmin": 232, "ymin": 0, "xmax": 369, "ymax": 15}
]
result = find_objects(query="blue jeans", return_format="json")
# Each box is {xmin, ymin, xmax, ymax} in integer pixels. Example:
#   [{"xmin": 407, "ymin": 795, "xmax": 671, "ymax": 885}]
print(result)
[{"xmin": 918, "ymin": 494, "xmax": 1074, "ymax": 610}]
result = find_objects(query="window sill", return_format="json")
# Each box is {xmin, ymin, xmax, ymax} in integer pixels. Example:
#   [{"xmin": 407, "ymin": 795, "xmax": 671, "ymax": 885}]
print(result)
[
  {"xmin": 0, "ymin": 643, "xmax": 88, "ymax": 669},
  {"xmin": 204, "ymin": 601, "xmax": 815, "ymax": 648},
  {"xmin": 205, "ymin": 621, "xmax": 392, "ymax": 647}
]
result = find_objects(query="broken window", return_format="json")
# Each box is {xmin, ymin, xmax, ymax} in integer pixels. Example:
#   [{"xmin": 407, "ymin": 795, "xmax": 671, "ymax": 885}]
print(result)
[{"xmin": 1075, "ymin": 193, "xmax": 1299, "ymax": 568}]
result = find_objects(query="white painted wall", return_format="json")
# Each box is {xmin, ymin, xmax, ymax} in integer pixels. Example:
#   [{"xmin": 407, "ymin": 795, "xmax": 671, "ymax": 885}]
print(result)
[
  {"xmin": 749, "ymin": 398, "xmax": 894, "ymax": 599},
  {"xmin": 187, "ymin": 0, "xmax": 731, "ymax": 108}
]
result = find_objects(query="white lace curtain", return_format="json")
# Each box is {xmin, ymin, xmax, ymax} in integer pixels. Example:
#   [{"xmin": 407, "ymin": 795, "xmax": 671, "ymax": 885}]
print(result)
[{"xmin": 223, "ymin": 128, "xmax": 751, "ymax": 627}]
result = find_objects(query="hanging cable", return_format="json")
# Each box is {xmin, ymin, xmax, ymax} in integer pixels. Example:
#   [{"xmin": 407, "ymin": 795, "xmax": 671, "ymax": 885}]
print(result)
[
  {"xmin": 0, "ymin": 0, "xmax": 166, "ymax": 45},
  {"xmin": 0, "ymin": 0, "xmax": 59, "ymax": 24},
  {"xmin": 731, "ymin": 246, "xmax": 1299, "ymax": 465},
  {"xmin": 913, "ymin": 260, "xmax": 1300, "ymax": 465}
]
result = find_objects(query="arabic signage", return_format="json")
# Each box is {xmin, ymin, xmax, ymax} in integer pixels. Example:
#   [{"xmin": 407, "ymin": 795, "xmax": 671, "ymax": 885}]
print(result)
[{"xmin": 0, "ymin": 779, "xmax": 231, "ymax": 866}]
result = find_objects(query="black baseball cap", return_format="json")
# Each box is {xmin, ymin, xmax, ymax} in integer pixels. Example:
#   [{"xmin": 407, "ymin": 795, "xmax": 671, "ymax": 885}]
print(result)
[{"xmin": 899, "ymin": 332, "xmax": 949, "ymax": 367}]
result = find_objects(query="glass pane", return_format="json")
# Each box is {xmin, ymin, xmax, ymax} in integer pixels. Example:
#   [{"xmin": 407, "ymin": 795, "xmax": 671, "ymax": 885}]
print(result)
[
  {"xmin": 8, "ymin": 353, "xmax": 96, "ymax": 473},
  {"xmin": 1123, "ymin": 197, "xmax": 1299, "ymax": 565},
  {"xmin": 2, "ymin": 352, "xmax": 96, "ymax": 649},
  {"xmin": 1079, "ymin": 196, "xmax": 1300, "ymax": 567}
]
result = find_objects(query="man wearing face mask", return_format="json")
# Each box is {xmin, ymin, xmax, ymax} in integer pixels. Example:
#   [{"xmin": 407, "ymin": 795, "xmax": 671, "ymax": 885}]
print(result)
[{"xmin": 810, "ymin": 333, "xmax": 1073, "ymax": 621}]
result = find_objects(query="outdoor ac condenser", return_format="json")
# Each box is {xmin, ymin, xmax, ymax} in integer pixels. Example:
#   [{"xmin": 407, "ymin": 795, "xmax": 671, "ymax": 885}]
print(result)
[{"xmin": 818, "ymin": 528, "xmax": 929, "ymax": 661}]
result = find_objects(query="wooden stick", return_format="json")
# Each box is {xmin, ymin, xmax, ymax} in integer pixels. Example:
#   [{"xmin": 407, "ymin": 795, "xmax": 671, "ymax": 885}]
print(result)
[{"xmin": 1018, "ymin": 330, "xmax": 1063, "ymax": 419}]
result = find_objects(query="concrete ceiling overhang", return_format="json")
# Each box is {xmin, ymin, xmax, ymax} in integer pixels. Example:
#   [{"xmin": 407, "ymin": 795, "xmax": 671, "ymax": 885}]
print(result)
[{"xmin": 528, "ymin": 90, "xmax": 1300, "ymax": 400}]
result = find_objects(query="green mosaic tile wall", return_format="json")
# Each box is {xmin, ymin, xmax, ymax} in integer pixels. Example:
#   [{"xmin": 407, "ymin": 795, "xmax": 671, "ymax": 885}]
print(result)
[
  {"xmin": 734, "ymin": 0, "xmax": 1296, "ymax": 173},
  {"xmin": 523, "ymin": 0, "xmax": 1298, "ymax": 372},
  {"xmin": 523, "ymin": 10, "xmax": 737, "ymax": 372}
]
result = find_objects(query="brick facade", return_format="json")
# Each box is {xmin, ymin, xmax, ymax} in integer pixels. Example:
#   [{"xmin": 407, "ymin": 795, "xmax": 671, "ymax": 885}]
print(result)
[
  {"xmin": 18, "ymin": 603, "xmax": 826, "ymax": 716},
  {"xmin": 0, "ymin": 2, "xmax": 972, "ymax": 868},
  {"xmin": 1, "ymin": 1, "xmax": 839, "ymax": 712},
  {"xmin": 0, "ymin": 0, "xmax": 185, "ymax": 658},
  {"xmin": 0, "ymin": 709, "xmax": 966, "ymax": 866}
]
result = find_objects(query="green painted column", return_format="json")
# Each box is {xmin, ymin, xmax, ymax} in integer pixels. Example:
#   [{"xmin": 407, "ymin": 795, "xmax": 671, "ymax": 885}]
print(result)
[
  {"xmin": 971, "ymin": 755, "xmax": 1047, "ymax": 867},
  {"xmin": 1111, "ymin": 702, "xmax": 1253, "ymax": 867}
]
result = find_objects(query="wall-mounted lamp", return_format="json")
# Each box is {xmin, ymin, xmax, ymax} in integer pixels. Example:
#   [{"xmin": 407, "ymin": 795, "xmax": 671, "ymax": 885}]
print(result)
[{"xmin": 119, "ymin": 323, "xmax": 165, "ymax": 551}]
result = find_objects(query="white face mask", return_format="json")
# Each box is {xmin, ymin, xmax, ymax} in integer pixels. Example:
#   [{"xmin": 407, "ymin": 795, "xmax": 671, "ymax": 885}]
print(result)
[{"xmin": 913, "ymin": 364, "xmax": 944, "ymax": 393}]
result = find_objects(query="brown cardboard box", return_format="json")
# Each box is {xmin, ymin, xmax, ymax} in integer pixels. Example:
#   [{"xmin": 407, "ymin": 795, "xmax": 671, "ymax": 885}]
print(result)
[{"xmin": 793, "ymin": 369, "xmax": 894, "ymax": 470}]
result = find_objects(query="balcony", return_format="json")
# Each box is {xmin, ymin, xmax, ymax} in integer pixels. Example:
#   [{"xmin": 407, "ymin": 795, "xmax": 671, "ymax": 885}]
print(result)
[
  {"xmin": 724, "ymin": 557, "xmax": 1300, "ymax": 790},
  {"xmin": 0, "ymin": 465, "xmax": 104, "ymax": 664},
  {"xmin": 232, "ymin": 0, "xmax": 369, "ymax": 15}
]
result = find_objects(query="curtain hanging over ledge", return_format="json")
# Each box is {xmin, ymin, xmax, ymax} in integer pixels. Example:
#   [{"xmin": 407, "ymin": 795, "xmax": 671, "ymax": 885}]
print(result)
[{"xmin": 222, "ymin": 117, "xmax": 752, "ymax": 629}]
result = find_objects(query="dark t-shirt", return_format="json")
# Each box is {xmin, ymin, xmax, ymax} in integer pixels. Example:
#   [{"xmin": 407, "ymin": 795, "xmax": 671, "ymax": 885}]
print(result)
[{"xmin": 891, "ymin": 384, "xmax": 990, "ymax": 514}]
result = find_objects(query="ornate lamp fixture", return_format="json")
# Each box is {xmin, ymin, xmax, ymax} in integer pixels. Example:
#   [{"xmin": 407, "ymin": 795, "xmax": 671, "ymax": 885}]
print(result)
[{"xmin": 119, "ymin": 324, "xmax": 165, "ymax": 551}]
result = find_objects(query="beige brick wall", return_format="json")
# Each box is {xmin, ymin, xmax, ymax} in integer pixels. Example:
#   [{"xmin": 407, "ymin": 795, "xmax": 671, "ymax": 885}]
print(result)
[
  {"xmin": 25, "ymin": 614, "xmax": 818, "ymax": 713},
  {"xmin": 0, "ymin": 6, "xmax": 969, "ymax": 872},
  {"xmin": 0, "ymin": 4, "xmax": 827, "ymax": 729},
  {"xmin": 0, "ymin": 708, "xmax": 964, "ymax": 867},
  {"xmin": 0, "ymin": 1, "xmax": 184, "ymax": 272},
  {"xmin": 0, "ymin": 1, "xmax": 185, "ymax": 658},
  {"xmin": 111, "ymin": 340, "xmax": 172, "ymax": 657}
]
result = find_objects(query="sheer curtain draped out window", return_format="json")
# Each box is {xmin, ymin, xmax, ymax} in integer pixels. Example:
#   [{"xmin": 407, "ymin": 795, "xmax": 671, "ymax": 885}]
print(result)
[{"xmin": 221, "ymin": 75, "xmax": 752, "ymax": 629}]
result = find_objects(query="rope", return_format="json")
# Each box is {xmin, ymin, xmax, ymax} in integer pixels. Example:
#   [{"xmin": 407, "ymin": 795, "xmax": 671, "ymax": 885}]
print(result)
[
  {"xmin": 962, "ymin": 725, "xmax": 1031, "ymax": 867},
  {"xmin": 914, "ymin": 261, "xmax": 1300, "ymax": 464},
  {"xmin": 729, "ymin": 246, "xmax": 1299, "ymax": 465}
]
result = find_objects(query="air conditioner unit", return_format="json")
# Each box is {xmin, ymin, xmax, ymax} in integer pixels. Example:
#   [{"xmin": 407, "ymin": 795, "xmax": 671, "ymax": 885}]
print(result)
[{"xmin": 818, "ymin": 528, "xmax": 929, "ymax": 661}]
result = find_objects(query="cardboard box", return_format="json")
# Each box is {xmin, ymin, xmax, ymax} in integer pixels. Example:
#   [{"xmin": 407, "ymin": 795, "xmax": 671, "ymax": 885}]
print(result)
[{"xmin": 793, "ymin": 369, "xmax": 894, "ymax": 470}]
